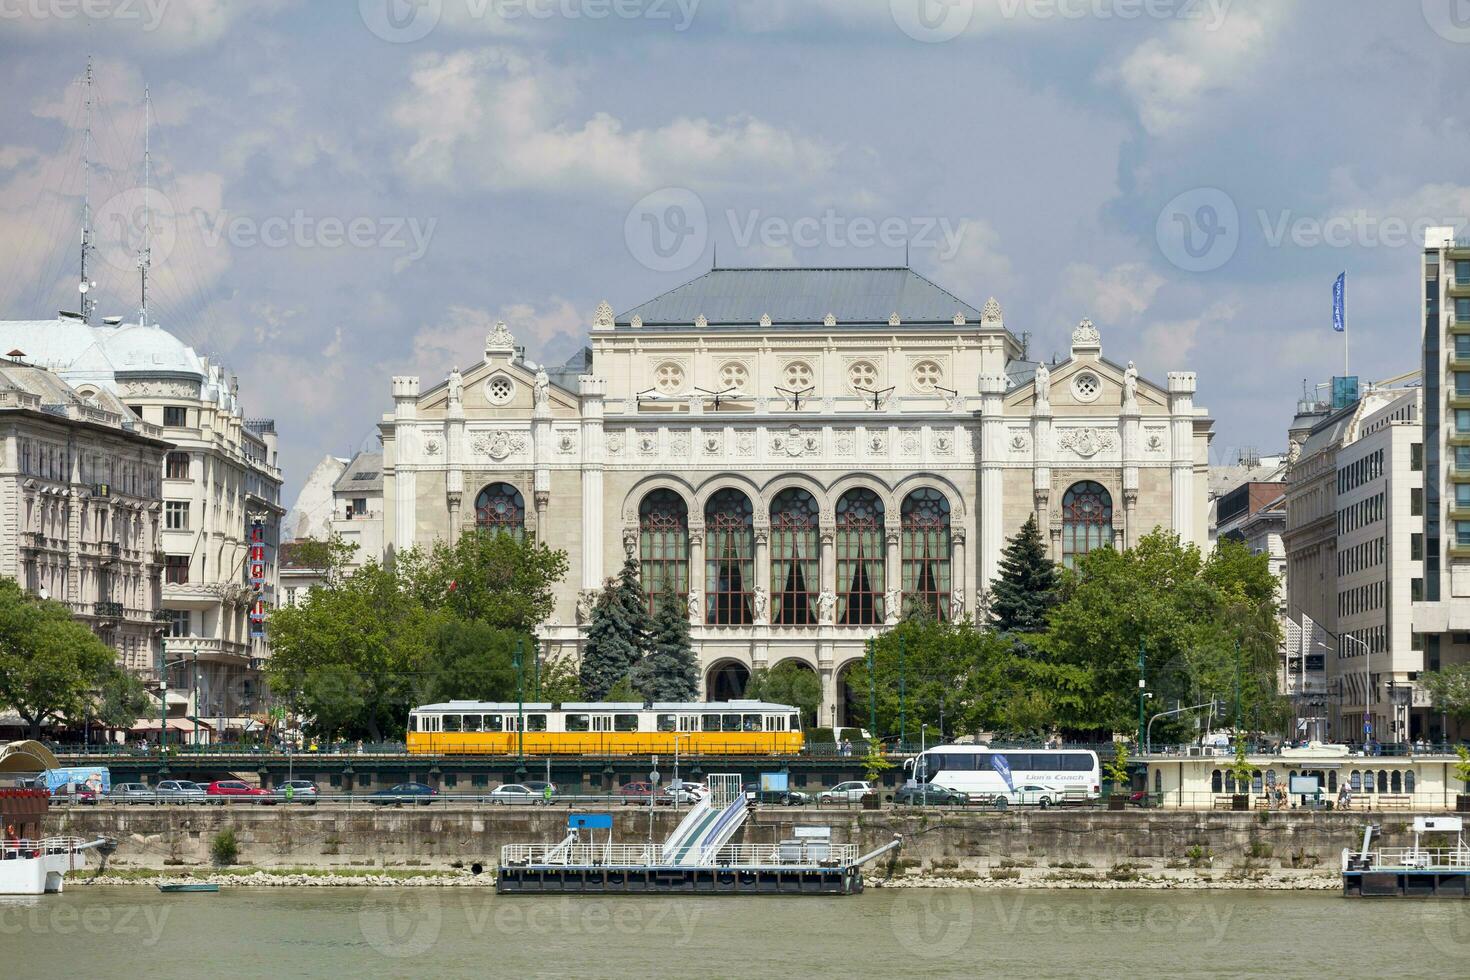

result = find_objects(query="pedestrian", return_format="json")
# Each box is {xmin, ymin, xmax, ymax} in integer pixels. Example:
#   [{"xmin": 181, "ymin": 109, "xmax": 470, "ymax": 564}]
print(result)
[
  {"xmin": 1337, "ymin": 783, "xmax": 1351, "ymax": 811},
  {"xmin": 542, "ymin": 783, "xmax": 553, "ymax": 806}
]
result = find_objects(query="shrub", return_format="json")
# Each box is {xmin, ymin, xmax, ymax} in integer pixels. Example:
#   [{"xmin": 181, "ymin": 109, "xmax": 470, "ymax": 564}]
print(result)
[{"xmin": 211, "ymin": 828, "xmax": 239, "ymax": 867}]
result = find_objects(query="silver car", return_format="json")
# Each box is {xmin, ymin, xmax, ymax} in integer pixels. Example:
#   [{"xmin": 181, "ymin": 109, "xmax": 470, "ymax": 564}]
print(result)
[
  {"xmin": 818, "ymin": 780, "xmax": 874, "ymax": 805},
  {"xmin": 108, "ymin": 783, "xmax": 157, "ymax": 805},
  {"xmin": 272, "ymin": 779, "xmax": 320, "ymax": 804},
  {"xmin": 487, "ymin": 784, "xmax": 542, "ymax": 806},
  {"xmin": 155, "ymin": 780, "xmax": 207, "ymax": 804}
]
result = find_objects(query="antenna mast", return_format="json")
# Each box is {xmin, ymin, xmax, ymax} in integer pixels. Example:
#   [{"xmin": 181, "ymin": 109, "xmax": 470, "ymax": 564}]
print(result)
[
  {"xmin": 78, "ymin": 57, "xmax": 97, "ymax": 324},
  {"xmin": 137, "ymin": 84, "xmax": 152, "ymax": 328}
]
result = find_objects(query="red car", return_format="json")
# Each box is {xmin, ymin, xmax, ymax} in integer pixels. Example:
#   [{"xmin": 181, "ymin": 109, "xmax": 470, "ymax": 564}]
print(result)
[
  {"xmin": 619, "ymin": 781, "xmax": 658, "ymax": 805},
  {"xmin": 204, "ymin": 780, "xmax": 274, "ymax": 804}
]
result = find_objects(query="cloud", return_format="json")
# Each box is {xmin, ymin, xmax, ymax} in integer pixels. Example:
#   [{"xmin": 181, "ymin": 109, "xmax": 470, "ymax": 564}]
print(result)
[
  {"xmin": 1059, "ymin": 261, "xmax": 1164, "ymax": 323},
  {"xmin": 0, "ymin": 0, "xmax": 290, "ymax": 51},
  {"xmin": 390, "ymin": 299, "xmax": 585, "ymax": 381},
  {"xmin": 1107, "ymin": 6, "xmax": 1289, "ymax": 135},
  {"xmin": 389, "ymin": 48, "xmax": 839, "ymax": 194},
  {"xmin": 1141, "ymin": 298, "xmax": 1236, "ymax": 368},
  {"xmin": 926, "ymin": 217, "xmax": 1014, "ymax": 295}
]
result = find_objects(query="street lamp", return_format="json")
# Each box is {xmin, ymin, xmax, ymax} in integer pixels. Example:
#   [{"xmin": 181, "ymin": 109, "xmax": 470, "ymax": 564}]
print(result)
[
  {"xmin": 1343, "ymin": 633, "xmax": 1371, "ymax": 746},
  {"xmin": 513, "ymin": 638, "xmax": 526, "ymax": 778}
]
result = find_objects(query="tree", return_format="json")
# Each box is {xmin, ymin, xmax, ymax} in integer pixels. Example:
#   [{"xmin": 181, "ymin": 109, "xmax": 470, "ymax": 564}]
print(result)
[
  {"xmin": 422, "ymin": 617, "xmax": 524, "ymax": 705},
  {"xmin": 1422, "ymin": 663, "xmax": 1470, "ymax": 724},
  {"xmin": 0, "ymin": 578, "xmax": 120, "ymax": 737},
  {"xmin": 632, "ymin": 585, "xmax": 699, "ymax": 702},
  {"xmin": 579, "ymin": 556, "xmax": 652, "ymax": 700},
  {"xmin": 538, "ymin": 653, "xmax": 583, "ymax": 703},
  {"xmin": 286, "ymin": 533, "xmax": 358, "ymax": 584},
  {"xmin": 92, "ymin": 669, "xmax": 152, "ymax": 732},
  {"xmin": 989, "ymin": 514, "xmax": 1060, "ymax": 634},
  {"xmin": 399, "ymin": 531, "xmax": 567, "ymax": 630},
  {"xmin": 747, "ymin": 662, "xmax": 822, "ymax": 728}
]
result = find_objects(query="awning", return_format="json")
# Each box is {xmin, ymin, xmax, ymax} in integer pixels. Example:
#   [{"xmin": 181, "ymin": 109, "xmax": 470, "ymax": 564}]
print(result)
[{"xmin": 129, "ymin": 718, "xmax": 215, "ymax": 733}]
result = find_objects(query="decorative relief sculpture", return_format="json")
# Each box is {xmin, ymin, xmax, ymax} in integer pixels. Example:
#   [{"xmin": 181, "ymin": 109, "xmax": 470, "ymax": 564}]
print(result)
[
  {"xmin": 817, "ymin": 590, "xmax": 836, "ymax": 625},
  {"xmin": 622, "ymin": 527, "xmax": 639, "ymax": 559},
  {"xmin": 1056, "ymin": 427, "xmax": 1116, "ymax": 459},
  {"xmin": 576, "ymin": 590, "xmax": 597, "ymax": 624},
  {"xmin": 885, "ymin": 589, "xmax": 901, "ymax": 625},
  {"xmin": 1072, "ymin": 317, "xmax": 1100, "ymax": 347},
  {"xmin": 606, "ymin": 432, "xmax": 624, "ymax": 455},
  {"xmin": 752, "ymin": 586, "xmax": 769, "ymax": 624},
  {"xmin": 593, "ymin": 301, "xmax": 614, "ymax": 329},
  {"xmin": 472, "ymin": 430, "xmax": 527, "ymax": 460},
  {"xmin": 687, "ymin": 589, "xmax": 701, "ymax": 621},
  {"xmin": 950, "ymin": 589, "xmax": 967, "ymax": 623},
  {"xmin": 424, "ymin": 436, "xmax": 442, "ymax": 456},
  {"xmin": 534, "ymin": 368, "xmax": 550, "ymax": 408},
  {"xmin": 1009, "ymin": 432, "xmax": 1029, "ymax": 453},
  {"xmin": 558, "ymin": 431, "xmax": 576, "ymax": 453}
]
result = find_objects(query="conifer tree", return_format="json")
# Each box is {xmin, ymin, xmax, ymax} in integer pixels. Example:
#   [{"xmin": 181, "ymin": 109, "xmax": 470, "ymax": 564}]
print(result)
[
  {"xmin": 633, "ymin": 584, "xmax": 700, "ymax": 702},
  {"xmin": 988, "ymin": 514, "xmax": 1060, "ymax": 634},
  {"xmin": 579, "ymin": 556, "xmax": 654, "ymax": 699}
]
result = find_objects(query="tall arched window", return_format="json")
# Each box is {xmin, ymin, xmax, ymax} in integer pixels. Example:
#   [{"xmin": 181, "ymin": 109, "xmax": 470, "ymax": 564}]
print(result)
[
  {"xmin": 639, "ymin": 489, "xmax": 689, "ymax": 615},
  {"xmin": 1061, "ymin": 481, "xmax": 1114, "ymax": 568},
  {"xmin": 901, "ymin": 488, "xmax": 951, "ymax": 620},
  {"xmin": 836, "ymin": 488, "xmax": 885, "ymax": 625},
  {"xmin": 770, "ymin": 488, "xmax": 819, "ymax": 626},
  {"xmin": 475, "ymin": 482, "xmax": 525, "ymax": 538},
  {"xmin": 705, "ymin": 489, "xmax": 754, "ymax": 626}
]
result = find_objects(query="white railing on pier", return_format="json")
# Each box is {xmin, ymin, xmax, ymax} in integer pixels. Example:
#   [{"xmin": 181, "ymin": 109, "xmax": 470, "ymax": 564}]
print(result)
[
  {"xmin": 500, "ymin": 841, "xmax": 857, "ymax": 868},
  {"xmin": 1366, "ymin": 847, "xmax": 1470, "ymax": 870},
  {"xmin": 0, "ymin": 837, "xmax": 92, "ymax": 860}
]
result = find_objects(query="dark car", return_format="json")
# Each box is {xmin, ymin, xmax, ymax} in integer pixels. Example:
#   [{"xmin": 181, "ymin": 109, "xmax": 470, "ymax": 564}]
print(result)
[
  {"xmin": 742, "ymin": 782, "xmax": 810, "ymax": 806},
  {"xmin": 893, "ymin": 784, "xmax": 970, "ymax": 806},
  {"xmin": 370, "ymin": 782, "xmax": 438, "ymax": 806}
]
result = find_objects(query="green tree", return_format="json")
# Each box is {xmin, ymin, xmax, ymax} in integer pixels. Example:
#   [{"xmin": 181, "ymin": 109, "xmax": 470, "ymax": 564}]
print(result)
[
  {"xmin": 580, "ymin": 557, "xmax": 652, "ymax": 700},
  {"xmin": 92, "ymin": 669, "xmax": 152, "ymax": 732},
  {"xmin": 286, "ymin": 533, "xmax": 358, "ymax": 584},
  {"xmin": 537, "ymin": 654, "xmax": 583, "ymax": 703},
  {"xmin": 399, "ymin": 531, "xmax": 567, "ymax": 630},
  {"xmin": 0, "ymin": 578, "xmax": 120, "ymax": 737},
  {"xmin": 747, "ymin": 661, "xmax": 822, "ymax": 728},
  {"xmin": 988, "ymin": 514, "xmax": 1060, "ymax": 634},
  {"xmin": 632, "ymin": 585, "xmax": 699, "ymax": 702},
  {"xmin": 1422, "ymin": 663, "xmax": 1470, "ymax": 724},
  {"xmin": 422, "ymin": 617, "xmax": 525, "ymax": 705}
]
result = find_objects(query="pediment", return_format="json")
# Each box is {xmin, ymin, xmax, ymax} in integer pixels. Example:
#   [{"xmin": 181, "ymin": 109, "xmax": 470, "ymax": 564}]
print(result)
[{"xmin": 1005, "ymin": 355, "xmax": 1169, "ymax": 414}]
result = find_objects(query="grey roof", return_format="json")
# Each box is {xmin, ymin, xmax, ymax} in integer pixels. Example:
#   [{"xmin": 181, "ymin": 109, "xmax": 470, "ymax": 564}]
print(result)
[
  {"xmin": 333, "ymin": 451, "xmax": 383, "ymax": 494},
  {"xmin": 546, "ymin": 346, "xmax": 590, "ymax": 393},
  {"xmin": 617, "ymin": 267, "xmax": 985, "ymax": 327}
]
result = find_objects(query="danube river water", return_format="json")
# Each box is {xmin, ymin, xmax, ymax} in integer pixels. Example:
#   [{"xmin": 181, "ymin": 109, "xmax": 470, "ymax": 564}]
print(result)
[{"xmin": 2, "ymin": 886, "xmax": 1467, "ymax": 978}]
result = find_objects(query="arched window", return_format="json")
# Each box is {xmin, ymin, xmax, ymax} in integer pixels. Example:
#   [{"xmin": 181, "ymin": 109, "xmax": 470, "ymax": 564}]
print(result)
[
  {"xmin": 901, "ymin": 489, "xmax": 951, "ymax": 620},
  {"xmin": 1211, "ymin": 769, "xmax": 1222, "ymax": 793},
  {"xmin": 1061, "ymin": 481, "xmax": 1114, "ymax": 568},
  {"xmin": 770, "ymin": 488, "xmax": 819, "ymax": 626},
  {"xmin": 475, "ymin": 482, "xmax": 525, "ymax": 538},
  {"xmin": 1391, "ymin": 770, "xmax": 1402, "ymax": 793},
  {"xmin": 705, "ymin": 489, "xmax": 754, "ymax": 626},
  {"xmin": 1328, "ymin": 771, "xmax": 1337, "ymax": 792},
  {"xmin": 1153, "ymin": 768, "xmax": 1162, "ymax": 794},
  {"xmin": 836, "ymin": 488, "xmax": 885, "ymax": 625},
  {"xmin": 1405, "ymin": 770, "xmax": 1415, "ymax": 793},
  {"xmin": 639, "ymin": 489, "xmax": 689, "ymax": 615}
]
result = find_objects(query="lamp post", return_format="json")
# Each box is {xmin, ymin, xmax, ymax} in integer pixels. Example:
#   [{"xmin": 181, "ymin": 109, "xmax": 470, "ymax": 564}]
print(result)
[
  {"xmin": 1343, "ymin": 633, "xmax": 1371, "ymax": 746},
  {"xmin": 1137, "ymin": 640, "xmax": 1146, "ymax": 749},
  {"xmin": 513, "ymin": 638, "xmax": 525, "ymax": 776},
  {"xmin": 866, "ymin": 631, "xmax": 877, "ymax": 741}
]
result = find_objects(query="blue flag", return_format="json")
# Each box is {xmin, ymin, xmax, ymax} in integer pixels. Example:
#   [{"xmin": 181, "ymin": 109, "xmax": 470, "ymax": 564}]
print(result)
[
  {"xmin": 990, "ymin": 754, "xmax": 1014, "ymax": 792},
  {"xmin": 1332, "ymin": 272, "xmax": 1345, "ymax": 332}
]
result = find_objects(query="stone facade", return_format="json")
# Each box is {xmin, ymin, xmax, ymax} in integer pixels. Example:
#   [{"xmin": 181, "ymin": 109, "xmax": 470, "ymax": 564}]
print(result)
[{"xmin": 377, "ymin": 268, "xmax": 1214, "ymax": 726}]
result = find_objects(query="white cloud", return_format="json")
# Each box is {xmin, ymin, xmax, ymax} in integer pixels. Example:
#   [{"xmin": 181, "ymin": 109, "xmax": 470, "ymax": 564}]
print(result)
[
  {"xmin": 927, "ymin": 217, "xmax": 1014, "ymax": 295},
  {"xmin": 1142, "ymin": 298, "xmax": 1236, "ymax": 368},
  {"xmin": 0, "ymin": 0, "xmax": 289, "ymax": 51},
  {"xmin": 389, "ymin": 48, "xmax": 839, "ymax": 194},
  {"xmin": 1059, "ymin": 261, "xmax": 1164, "ymax": 323},
  {"xmin": 1108, "ymin": 6, "xmax": 1289, "ymax": 135},
  {"xmin": 392, "ymin": 299, "xmax": 584, "ymax": 381}
]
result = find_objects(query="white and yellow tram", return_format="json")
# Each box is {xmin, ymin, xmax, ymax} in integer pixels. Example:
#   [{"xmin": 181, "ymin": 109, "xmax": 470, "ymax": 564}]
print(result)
[{"xmin": 406, "ymin": 700, "xmax": 805, "ymax": 755}]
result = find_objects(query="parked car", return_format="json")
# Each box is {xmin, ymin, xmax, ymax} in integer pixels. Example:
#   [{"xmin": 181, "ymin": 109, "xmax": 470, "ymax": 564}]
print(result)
[
  {"xmin": 487, "ymin": 784, "xmax": 543, "ymax": 806},
  {"xmin": 661, "ymin": 785, "xmax": 701, "ymax": 806},
  {"xmin": 108, "ymin": 783, "xmax": 156, "ymax": 805},
  {"xmin": 893, "ymin": 784, "xmax": 969, "ymax": 807},
  {"xmin": 51, "ymin": 782, "xmax": 100, "ymax": 805},
  {"xmin": 817, "ymin": 780, "xmax": 874, "ymax": 805},
  {"xmin": 204, "ymin": 780, "xmax": 274, "ymax": 804},
  {"xmin": 1003, "ymin": 783, "xmax": 1064, "ymax": 808},
  {"xmin": 619, "ymin": 781, "xmax": 656, "ymax": 804},
  {"xmin": 742, "ymin": 782, "xmax": 810, "ymax": 806},
  {"xmin": 519, "ymin": 780, "xmax": 557, "ymax": 800},
  {"xmin": 370, "ymin": 782, "xmax": 437, "ymax": 806},
  {"xmin": 155, "ymin": 780, "xmax": 207, "ymax": 805},
  {"xmin": 272, "ymin": 779, "xmax": 320, "ymax": 804}
]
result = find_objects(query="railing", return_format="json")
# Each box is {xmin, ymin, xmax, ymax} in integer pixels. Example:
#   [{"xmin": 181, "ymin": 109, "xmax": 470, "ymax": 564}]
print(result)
[
  {"xmin": 94, "ymin": 601, "xmax": 124, "ymax": 619},
  {"xmin": 0, "ymin": 837, "xmax": 91, "ymax": 859},
  {"xmin": 1366, "ymin": 847, "xmax": 1470, "ymax": 870},
  {"xmin": 500, "ymin": 841, "xmax": 858, "ymax": 868}
]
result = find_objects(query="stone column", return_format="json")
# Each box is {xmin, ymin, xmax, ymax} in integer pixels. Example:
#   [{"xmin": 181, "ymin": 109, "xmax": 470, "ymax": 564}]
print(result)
[
  {"xmin": 753, "ymin": 526, "xmax": 770, "ymax": 625},
  {"xmin": 820, "ymin": 526, "xmax": 836, "ymax": 597},
  {"xmin": 950, "ymin": 527, "xmax": 967, "ymax": 620},
  {"xmin": 820, "ymin": 665, "xmax": 838, "ymax": 731},
  {"xmin": 1168, "ymin": 372, "xmax": 1197, "ymax": 545},
  {"xmin": 978, "ymin": 374, "xmax": 1007, "ymax": 592},
  {"xmin": 688, "ymin": 524, "xmax": 706, "ymax": 626},
  {"xmin": 1120, "ymin": 401, "xmax": 1140, "ymax": 549},
  {"xmin": 390, "ymin": 376, "xmax": 420, "ymax": 554},
  {"xmin": 446, "ymin": 395, "xmax": 464, "ymax": 547},
  {"xmin": 532, "ymin": 374, "xmax": 552, "ymax": 540},
  {"xmin": 579, "ymin": 377, "xmax": 606, "ymax": 590}
]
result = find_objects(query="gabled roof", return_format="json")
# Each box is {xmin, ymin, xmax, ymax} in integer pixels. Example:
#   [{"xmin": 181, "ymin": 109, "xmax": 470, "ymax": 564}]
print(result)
[
  {"xmin": 617, "ymin": 267, "xmax": 986, "ymax": 328},
  {"xmin": 333, "ymin": 451, "xmax": 383, "ymax": 493}
]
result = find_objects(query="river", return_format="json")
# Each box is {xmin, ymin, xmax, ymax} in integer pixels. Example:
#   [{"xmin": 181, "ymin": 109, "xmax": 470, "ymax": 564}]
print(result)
[{"xmin": 2, "ymin": 886, "xmax": 1467, "ymax": 977}]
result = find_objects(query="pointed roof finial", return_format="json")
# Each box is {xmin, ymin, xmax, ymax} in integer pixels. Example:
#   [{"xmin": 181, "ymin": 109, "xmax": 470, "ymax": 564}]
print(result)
[
  {"xmin": 980, "ymin": 297, "xmax": 1003, "ymax": 324},
  {"xmin": 592, "ymin": 300, "xmax": 615, "ymax": 330}
]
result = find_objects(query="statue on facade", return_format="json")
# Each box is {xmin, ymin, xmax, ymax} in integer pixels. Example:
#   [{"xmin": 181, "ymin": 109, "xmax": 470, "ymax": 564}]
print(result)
[
  {"xmin": 752, "ymin": 586, "xmax": 769, "ymax": 624},
  {"xmin": 576, "ymin": 589, "xmax": 596, "ymax": 625},
  {"xmin": 534, "ymin": 368, "xmax": 550, "ymax": 409},
  {"xmin": 884, "ymin": 589, "xmax": 902, "ymax": 625},
  {"xmin": 1034, "ymin": 361, "xmax": 1050, "ymax": 409},
  {"xmin": 447, "ymin": 366, "xmax": 463, "ymax": 410},
  {"xmin": 950, "ymin": 589, "xmax": 967, "ymax": 623},
  {"xmin": 817, "ymin": 590, "xmax": 836, "ymax": 625},
  {"xmin": 1123, "ymin": 360, "xmax": 1138, "ymax": 410},
  {"xmin": 622, "ymin": 527, "xmax": 639, "ymax": 559},
  {"xmin": 687, "ymin": 589, "xmax": 702, "ymax": 621}
]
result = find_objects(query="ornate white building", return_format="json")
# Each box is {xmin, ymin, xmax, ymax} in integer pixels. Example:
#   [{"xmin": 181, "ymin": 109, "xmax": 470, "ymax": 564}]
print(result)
[{"xmin": 378, "ymin": 268, "xmax": 1213, "ymax": 726}]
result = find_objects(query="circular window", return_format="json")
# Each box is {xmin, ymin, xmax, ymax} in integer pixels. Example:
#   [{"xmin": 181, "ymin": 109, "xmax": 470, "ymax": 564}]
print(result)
[
  {"xmin": 847, "ymin": 360, "xmax": 878, "ymax": 392},
  {"xmin": 719, "ymin": 361, "xmax": 749, "ymax": 391},
  {"xmin": 1072, "ymin": 372, "xmax": 1101, "ymax": 402},
  {"xmin": 654, "ymin": 362, "xmax": 685, "ymax": 394},
  {"xmin": 485, "ymin": 374, "xmax": 515, "ymax": 405},
  {"xmin": 912, "ymin": 360, "xmax": 942, "ymax": 391},
  {"xmin": 784, "ymin": 361, "xmax": 813, "ymax": 388}
]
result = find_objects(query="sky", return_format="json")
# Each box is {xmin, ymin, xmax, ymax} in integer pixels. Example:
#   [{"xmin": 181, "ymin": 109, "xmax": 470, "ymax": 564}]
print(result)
[{"xmin": 2, "ymin": 0, "xmax": 1468, "ymax": 509}]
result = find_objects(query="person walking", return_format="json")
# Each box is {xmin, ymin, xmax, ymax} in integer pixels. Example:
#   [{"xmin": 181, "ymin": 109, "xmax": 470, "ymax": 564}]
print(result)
[{"xmin": 542, "ymin": 783, "xmax": 554, "ymax": 806}]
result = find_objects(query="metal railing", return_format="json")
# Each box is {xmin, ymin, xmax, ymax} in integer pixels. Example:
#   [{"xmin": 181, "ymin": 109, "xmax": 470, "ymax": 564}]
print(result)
[
  {"xmin": 500, "ymin": 841, "xmax": 858, "ymax": 868},
  {"xmin": 1366, "ymin": 847, "xmax": 1470, "ymax": 870},
  {"xmin": 0, "ymin": 837, "xmax": 91, "ymax": 859}
]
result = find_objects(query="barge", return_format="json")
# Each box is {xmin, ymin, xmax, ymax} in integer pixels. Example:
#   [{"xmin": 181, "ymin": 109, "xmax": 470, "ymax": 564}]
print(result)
[{"xmin": 1342, "ymin": 817, "xmax": 1470, "ymax": 898}]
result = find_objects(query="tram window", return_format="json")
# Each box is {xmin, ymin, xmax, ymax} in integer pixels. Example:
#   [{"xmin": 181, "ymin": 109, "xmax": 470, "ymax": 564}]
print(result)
[
  {"xmin": 789, "ymin": 714, "xmax": 801, "ymax": 731},
  {"xmin": 680, "ymin": 716, "xmax": 698, "ymax": 732},
  {"xmin": 702, "ymin": 714, "xmax": 721, "ymax": 732},
  {"xmin": 615, "ymin": 714, "xmax": 640, "ymax": 732},
  {"xmin": 483, "ymin": 715, "xmax": 503, "ymax": 732},
  {"xmin": 722, "ymin": 714, "xmax": 741, "ymax": 732},
  {"xmin": 462, "ymin": 715, "xmax": 481, "ymax": 732},
  {"xmin": 767, "ymin": 716, "xmax": 784, "ymax": 732},
  {"xmin": 567, "ymin": 714, "xmax": 590, "ymax": 732},
  {"xmin": 657, "ymin": 714, "xmax": 677, "ymax": 732},
  {"xmin": 443, "ymin": 715, "xmax": 461, "ymax": 733},
  {"xmin": 742, "ymin": 714, "xmax": 761, "ymax": 732},
  {"xmin": 526, "ymin": 714, "xmax": 547, "ymax": 732},
  {"xmin": 408, "ymin": 715, "xmax": 418, "ymax": 733}
]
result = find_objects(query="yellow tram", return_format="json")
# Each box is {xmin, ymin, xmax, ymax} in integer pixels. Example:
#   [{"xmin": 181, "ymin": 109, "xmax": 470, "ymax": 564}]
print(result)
[{"xmin": 405, "ymin": 700, "xmax": 805, "ymax": 755}]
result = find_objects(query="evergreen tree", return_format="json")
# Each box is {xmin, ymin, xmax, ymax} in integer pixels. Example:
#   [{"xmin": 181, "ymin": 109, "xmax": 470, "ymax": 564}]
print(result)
[
  {"xmin": 579, "ymin": 556, "xmax": 654, "ymax": 699},
  {"xmin": 989, "ymin": 514, "xmax": 1060, "ymax": 634},
  {"xmin": 633, "ymin": 585, "xmax": 700, "ymax": 702}
]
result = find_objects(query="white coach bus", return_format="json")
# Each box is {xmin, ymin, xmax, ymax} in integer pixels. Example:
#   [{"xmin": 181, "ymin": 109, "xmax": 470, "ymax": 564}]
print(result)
[{"xmin": 903, "ymin": 745, "xmax": 1102, "ymax": 800}]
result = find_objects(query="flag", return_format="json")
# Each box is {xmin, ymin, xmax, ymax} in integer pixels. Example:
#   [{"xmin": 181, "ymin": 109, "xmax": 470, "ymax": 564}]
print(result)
[
  {"xmin": 1332, "ymin": 273, "xmax": 1345, "ymax": 332},
  {"xmin": 990, "ymin": 754, "xmax": 1014, "ymax": 792}
]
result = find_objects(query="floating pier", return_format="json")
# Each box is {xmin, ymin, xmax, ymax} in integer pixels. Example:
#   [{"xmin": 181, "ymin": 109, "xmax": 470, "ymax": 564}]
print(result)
[
  {"xmin": 1341, "ymin": 817, "xmax": 1470, "ymax": 898},
  {"xmin": 497, "ymin": 774, "xmax": 899, "ymax": 896}
]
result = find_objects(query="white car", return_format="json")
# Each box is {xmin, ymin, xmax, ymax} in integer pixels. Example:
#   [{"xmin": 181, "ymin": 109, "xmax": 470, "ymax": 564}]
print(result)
[
  {"xmin": 818, "ymin": 780, "xmax": 874, "ymax": 804},
  {"xmin": 1004, "ymin": 783, "xmax": 1064, "ymax": 808},
  {"xmin": 487, "ymin": 784, "xmax": 543, "ymax": 806}
]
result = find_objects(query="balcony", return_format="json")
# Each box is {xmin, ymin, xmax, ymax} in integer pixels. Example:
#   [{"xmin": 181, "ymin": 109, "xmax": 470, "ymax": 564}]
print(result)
[
  {"xmin": 1448, "ymin": 390, "xmax": 1470, "ymax": 410},
  {"xmin": 1448, "ymin": 541, "xmax": 1470, "ymax": 558},
  {"xmin": 94, "ymin": 601, "xmax": 124, "ymax": 620},
  {"xmin": 164, "ymin": 635, "xmax": 251, "ymax": 664},
  {"xmin": 1449, "ymin": 505, "xmax": 1470, "ymax": 522},
  {"xmin": 1449, "ymin": 316, "xmax": 1470, "ymax": 335},
  {"xmin": 1451, "ymin": 277, "xmax": 1470, "ymax": 297}
]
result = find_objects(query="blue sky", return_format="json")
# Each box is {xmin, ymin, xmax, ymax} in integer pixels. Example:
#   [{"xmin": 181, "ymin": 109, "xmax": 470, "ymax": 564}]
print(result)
[{"xmin": 2, "ymin": 1, "xmax": 1468, "ymax": 503}]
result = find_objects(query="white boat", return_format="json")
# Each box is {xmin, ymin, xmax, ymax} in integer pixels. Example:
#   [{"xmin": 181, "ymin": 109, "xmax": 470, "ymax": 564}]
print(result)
[{"xmin": 0, "ymin": 837, "xmax": 107, "ymax": 895}]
